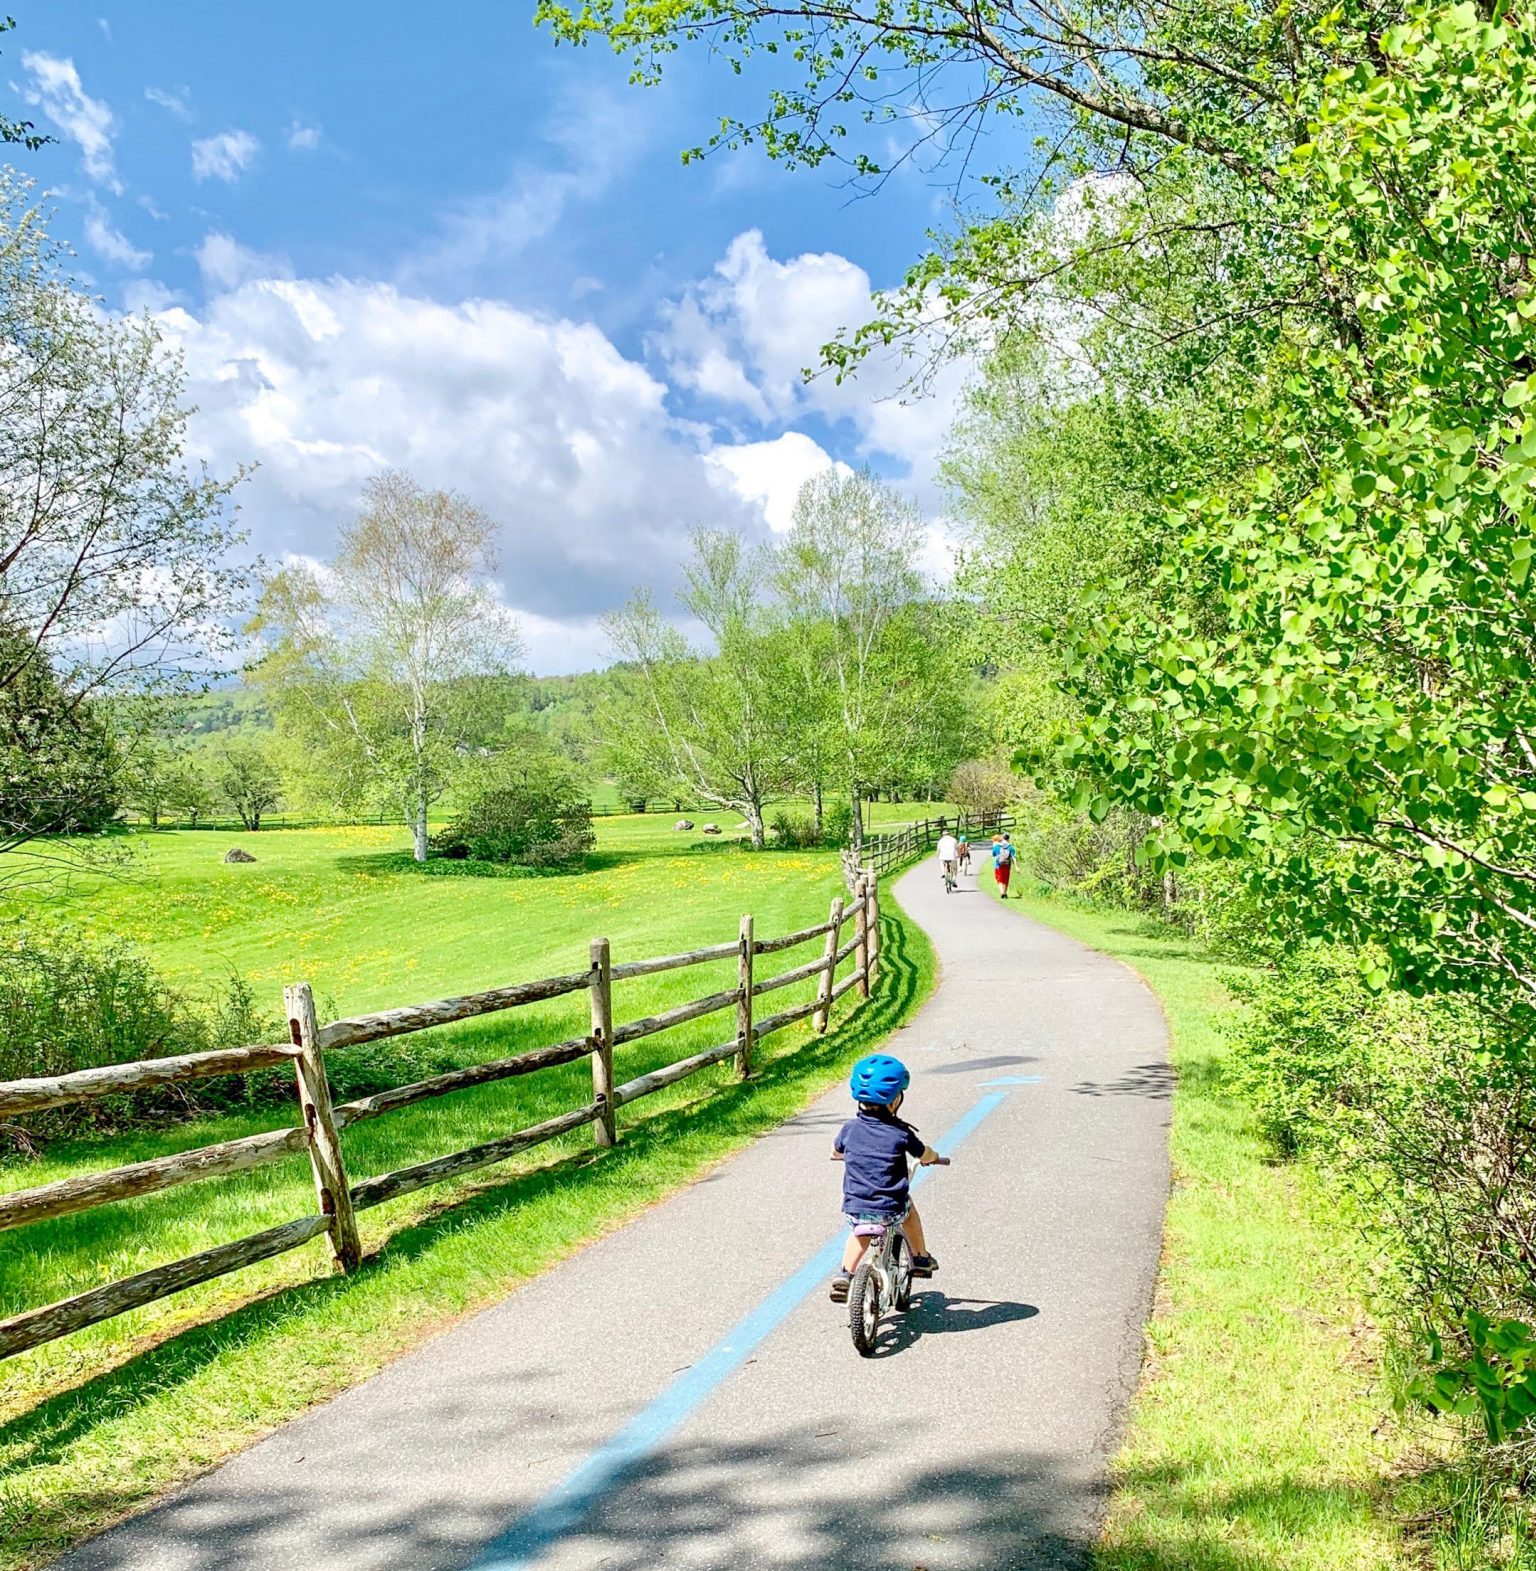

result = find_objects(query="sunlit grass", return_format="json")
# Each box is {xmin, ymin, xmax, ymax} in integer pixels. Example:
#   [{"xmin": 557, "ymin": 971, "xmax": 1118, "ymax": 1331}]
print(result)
[
  {"xmin": 991, "ymin": 885, "xmax": 1410, "ymax": 1570},
  {"xmin": 0, "ymin": 820, "xmax": 934, "ymax": 1570}
]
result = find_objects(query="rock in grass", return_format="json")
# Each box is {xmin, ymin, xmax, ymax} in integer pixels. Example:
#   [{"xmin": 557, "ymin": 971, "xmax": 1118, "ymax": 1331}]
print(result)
[
  {"xmin": 223, "ymin": 847, "xmax": 257, "ymax": 864},
  {"xmin": 701, "ymin": 824, "xmax": 720, "ymax": 835},
  {"xmin": 674, "ymin": 819, "xmax": 694, "ymax": 831}
]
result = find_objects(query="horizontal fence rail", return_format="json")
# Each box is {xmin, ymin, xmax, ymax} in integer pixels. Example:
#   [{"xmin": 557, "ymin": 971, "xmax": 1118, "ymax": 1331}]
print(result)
[{"xmin": 0, "ymin": 872, "xmax": 885, "ymax": 1363}]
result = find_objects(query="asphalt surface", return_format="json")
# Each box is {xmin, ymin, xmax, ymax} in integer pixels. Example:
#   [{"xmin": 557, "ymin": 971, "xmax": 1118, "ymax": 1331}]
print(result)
[{"xmin": 60, "ymin": 859, "xmax": 1171, "ymax": 1571}]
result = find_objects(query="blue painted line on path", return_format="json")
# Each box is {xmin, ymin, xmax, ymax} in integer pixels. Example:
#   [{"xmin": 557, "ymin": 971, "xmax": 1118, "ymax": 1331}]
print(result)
[
  {"xmin": 473, "ymin": 1090, "xmax": 1009, "ymax": 1571},
  {"xmin": 980, "ymin": 1075, "xmax": 1043, "ymax": 1086}
]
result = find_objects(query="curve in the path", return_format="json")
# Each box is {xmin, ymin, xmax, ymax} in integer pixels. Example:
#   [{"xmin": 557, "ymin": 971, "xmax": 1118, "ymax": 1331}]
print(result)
[{"xmin": 61, "ymin": 858, "xmax": 1170, "ymax": 1571}]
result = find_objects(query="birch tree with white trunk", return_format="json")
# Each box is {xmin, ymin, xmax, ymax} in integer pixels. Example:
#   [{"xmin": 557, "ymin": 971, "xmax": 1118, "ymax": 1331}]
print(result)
[{"xmin": 253, "ymin": 471, "xmax": 520, "ymax": 860}]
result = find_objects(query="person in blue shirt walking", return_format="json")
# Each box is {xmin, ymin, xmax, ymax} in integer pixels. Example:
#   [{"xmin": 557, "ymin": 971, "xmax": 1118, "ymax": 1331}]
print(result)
[{"xmin": 828, "ymin": 1053, "xmax": 942, "ymax": 1302}]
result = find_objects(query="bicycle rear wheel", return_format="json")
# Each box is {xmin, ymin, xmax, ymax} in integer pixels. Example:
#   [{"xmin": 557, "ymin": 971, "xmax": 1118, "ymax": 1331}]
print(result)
[{"xmin": 848, "ymin": 1258, "xmax": 881, "ymax": 1356}]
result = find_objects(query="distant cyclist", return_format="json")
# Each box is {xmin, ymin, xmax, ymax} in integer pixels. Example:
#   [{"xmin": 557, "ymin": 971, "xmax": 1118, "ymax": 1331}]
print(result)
[
  {"xmin": 957, "ymin": 833, "xmax": 972, "ymax": 874},
  {"xmin": 935, "ymin": 826, "xmax": 959, "ymax": 892}
]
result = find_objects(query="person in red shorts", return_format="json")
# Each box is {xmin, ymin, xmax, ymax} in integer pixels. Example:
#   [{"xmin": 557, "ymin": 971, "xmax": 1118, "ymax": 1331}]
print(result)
[{"xmin": 992, "ymin": 832, "xmax": 1015, "ymax": 898}]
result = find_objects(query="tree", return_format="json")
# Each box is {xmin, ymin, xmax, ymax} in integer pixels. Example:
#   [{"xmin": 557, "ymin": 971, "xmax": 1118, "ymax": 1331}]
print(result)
[
  {"xmin": 0, "ymin": 21, "xmax": 50, "ymax": 152},
  {"xmin": 949, "ymin": 758, "xmax": 1014, "ymax": 820},
  {"xmin": 607, "ymin": 533, "xmax": 795, "ymax": 848},
  {"xmin": 164, "ymin": 757, "xmax": 214, "ymax": 828},
  {"xmin": 123, "ymin": 738, "xmax": 179, "ymax": 830},
  {"xmin": 212, "ymin": 741, "xmax": 282, "ymax": 831},
  {"xmin": 0, "ymin": 628, "xmax": 120, "ymax": 863},
  {"xmin": 777, "ymin": 470, "xmax": 961, "ymax": 841},
  {"xmin": 0, "ymin": 177, "xmax": 249, "ymax": 876},
  {"xmin": 1057, "ymin": 9, "xmax": 1536, "ymax": 1028},
  {"xmin": 252, "ymin": 471, "xmax": 521, "ymax": 860}
]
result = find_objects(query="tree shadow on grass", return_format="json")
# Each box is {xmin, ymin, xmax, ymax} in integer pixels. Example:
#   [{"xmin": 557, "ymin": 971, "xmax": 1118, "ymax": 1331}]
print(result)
[{"xmin": 1, "ymin": 912, "xmax": 927, "ymax": 1549}]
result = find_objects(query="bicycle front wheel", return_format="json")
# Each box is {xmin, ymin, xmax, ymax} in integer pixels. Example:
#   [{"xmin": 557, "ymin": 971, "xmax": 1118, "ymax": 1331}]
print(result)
[
  {"xmin": 892, "ymin": 1234, "xmax": 914, "ymax": 1311},
  {"xmin": 848, "ymin": 1258, "xmax": 881, "ymax": 1356}
]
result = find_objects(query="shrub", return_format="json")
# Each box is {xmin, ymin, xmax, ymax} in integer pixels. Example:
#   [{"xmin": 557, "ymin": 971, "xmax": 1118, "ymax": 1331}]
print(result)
[
  {"xmin": 0, "ymin": 924, "xmax": 281, "ymax": 1147},
  {"xmin": 770, "ymin": 810, "xmax": 820, "ymax": 849},
  {"xmin": 431, "ymin": 754, "xmax": 595, "ymax": 867},
  {"xmin": 772, "ymin": 799, "xmax": 855, "ymax": 849},
  {"xmin": 1227, "ymin": 947, "xmax": 1536, "ymax": 1447},
  {"xmin": 823, "ymin": 799, "xmax": 854, "ymax": 847}
]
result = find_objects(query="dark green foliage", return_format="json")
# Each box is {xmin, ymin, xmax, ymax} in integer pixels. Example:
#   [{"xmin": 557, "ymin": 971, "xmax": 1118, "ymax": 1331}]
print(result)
[
  {"xmin": 0, "ymin": 630, "xmax": 120, "ymax": 848},
  {"xmin": 430, "ymin": 754, "xmax": 595, "ymax": 867}
]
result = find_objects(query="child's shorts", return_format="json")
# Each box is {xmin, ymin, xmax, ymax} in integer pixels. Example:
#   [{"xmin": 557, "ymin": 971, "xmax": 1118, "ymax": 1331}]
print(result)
[{"xmin": 845, "ymin": 1204, "xmax": 909, "ymax": 1228}]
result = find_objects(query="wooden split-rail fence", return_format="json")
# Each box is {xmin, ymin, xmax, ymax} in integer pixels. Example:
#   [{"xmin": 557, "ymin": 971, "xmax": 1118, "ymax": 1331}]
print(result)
[
  {"xmin": 842, "ymin": 811, "xmax": 1015, "ymax": 886},
  {"xmin": 0, "ymin": 877, "xmax": 884, "ymax": 1363}
]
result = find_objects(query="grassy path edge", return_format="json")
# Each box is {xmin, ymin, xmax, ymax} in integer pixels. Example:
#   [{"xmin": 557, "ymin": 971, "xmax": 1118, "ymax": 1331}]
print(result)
[
  {"xmin": 1, "ymin": 894, "xmax": 937, "ymax": 1571},
  {"xmin": 996, "ymin": 890, "xmax": 1412, "ymax": 1571}
]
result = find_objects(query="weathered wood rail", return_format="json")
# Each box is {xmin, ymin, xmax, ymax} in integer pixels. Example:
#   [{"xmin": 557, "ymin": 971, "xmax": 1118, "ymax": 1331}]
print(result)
[{"xmin": 0, "ymin": 877, "xmax": 882, "ymax": 1362}]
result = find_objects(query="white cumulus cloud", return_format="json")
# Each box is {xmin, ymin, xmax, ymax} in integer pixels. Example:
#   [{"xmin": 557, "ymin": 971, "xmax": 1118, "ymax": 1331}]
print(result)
[
  {"xmin": 21, "ymin": 52, "xmax": 119, "ymax": 190},
  {"xmin": 656, "ymin": 229, "xmax": 971, "ymax": 506},
  {"xmin": 705, "ymin": 433, "xmax": 850, "ymax": 534},
  {"xmin": 149, "ymin": 267, "xmax": 773, "ymax": 667},
  {"xmin": 191, "ymin": 129, "xmax": 260, "ymax": 183},
  {"xmin": 286, "ymin": 120, "xmax": 321, "ymax": 152}
]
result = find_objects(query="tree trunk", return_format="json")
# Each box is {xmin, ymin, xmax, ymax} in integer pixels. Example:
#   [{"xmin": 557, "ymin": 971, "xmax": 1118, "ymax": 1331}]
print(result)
[
  {"xmin": 812, "ymin": 782, "xmax": 823, "ymax": 839},
  {"xmin": 413, "ymin": 792, "xmax": 429, "ymax": 862},
  {"xmin": 745, "ymin": 801, "xmax": 766, "ymax": 850},
  {"xmin": 850, "ymin": 785, "xmax": 864, "ymax": 846}
]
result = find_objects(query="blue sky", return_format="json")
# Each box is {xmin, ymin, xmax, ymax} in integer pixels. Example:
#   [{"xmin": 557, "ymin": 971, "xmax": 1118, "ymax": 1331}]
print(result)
[{"xmin": 6, "ymin": 3, "xmax": 1000, "ymax": 671}]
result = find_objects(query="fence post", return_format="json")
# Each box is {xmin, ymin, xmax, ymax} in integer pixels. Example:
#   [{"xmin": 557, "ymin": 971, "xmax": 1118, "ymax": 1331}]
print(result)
[
  {"xmin": 814, "ymin": 895, "xmax": 845, "ymax": 1034},
  {"xmin": 736, "ymin": 914, "xmax": 754, "ymax": 1079},
  {"xmin": 285, "ymin": 982, "xmax": 361, "ymax": 1273},
  {"xmin": 589, "ymin": 938, "xmax": 616, "ymax": 1148},
  {"xmin": 867, "ymin": 873, "xmax": 881, "ymax": 989},
  {"xmin": 854, "ymin": 877, "xmax": 870, "ymax": 999}
]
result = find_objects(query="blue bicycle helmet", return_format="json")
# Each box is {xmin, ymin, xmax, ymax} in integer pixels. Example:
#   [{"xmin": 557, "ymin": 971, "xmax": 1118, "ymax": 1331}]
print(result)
[{"xmin": 849, "ymin": 1053, "xmax": 910, "ymax": 1106}]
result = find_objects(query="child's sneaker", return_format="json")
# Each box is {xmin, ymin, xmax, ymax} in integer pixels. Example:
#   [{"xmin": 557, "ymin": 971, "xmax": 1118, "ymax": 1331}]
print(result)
[
  {"xmin": 829, "ymin": 1270, "xmax": 853, "ymax": 1302},
  {"xmin": 910, "ymin": 1253, "xmax": 939, "ymax": 1278}
]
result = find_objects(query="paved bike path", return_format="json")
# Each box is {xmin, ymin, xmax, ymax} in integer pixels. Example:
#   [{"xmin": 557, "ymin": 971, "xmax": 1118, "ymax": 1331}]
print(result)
[{"xmin": 63, "ymin": 862, "xmax": 1171, "ymax": 1571}]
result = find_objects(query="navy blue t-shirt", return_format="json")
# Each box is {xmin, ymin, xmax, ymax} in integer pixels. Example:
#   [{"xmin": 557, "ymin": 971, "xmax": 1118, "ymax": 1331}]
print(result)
[{"xmin": 834, "ymin": 1106, "xmax": 926, "ymax": 1216}]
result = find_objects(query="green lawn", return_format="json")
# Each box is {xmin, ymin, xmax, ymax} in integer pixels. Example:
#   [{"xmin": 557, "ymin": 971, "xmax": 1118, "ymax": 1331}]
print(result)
[
  {"xmin": 989, "ymin": 884, "xmax": 1413, "ymax": 1570},
  {"xmin": 0, "ymin": 818, "xmax": 936, "ymax": 1570}
]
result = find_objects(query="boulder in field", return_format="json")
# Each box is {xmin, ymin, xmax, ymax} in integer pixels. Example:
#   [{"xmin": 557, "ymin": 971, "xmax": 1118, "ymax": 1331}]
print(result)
[
  {"xmin": 701, "ymin": 823, "xmax": 720, "ymax": 835},
  {"xmin": 674, "ymin": 819, "xmax": 694, "ymax": 831},
  {"xmin": 223, "ymin": 847, "xmax": 256, "ymax": 864}
]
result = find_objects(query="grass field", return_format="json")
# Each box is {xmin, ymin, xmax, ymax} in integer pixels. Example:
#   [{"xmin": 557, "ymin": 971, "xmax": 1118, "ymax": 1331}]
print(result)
[{"xmin": 0, "ymin": 816, "xmax": 936, "ymax": 1570}]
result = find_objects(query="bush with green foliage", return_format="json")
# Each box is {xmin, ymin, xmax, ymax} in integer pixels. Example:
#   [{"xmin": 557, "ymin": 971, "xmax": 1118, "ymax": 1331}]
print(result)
[
  {"xmin": 430, "ymin": 755, "xmax": 595, "ymax": 867},
  {"xmin": 0, "ymin": 924, "xmax": 279, "ymax": 1145},
  {"xmin": 1228, "ymin": 947, "xmax": 1536, "ymax": 1449},
  {"xmin": 771, "ymin": 798, "xmax": 854, "ymax": 850}
]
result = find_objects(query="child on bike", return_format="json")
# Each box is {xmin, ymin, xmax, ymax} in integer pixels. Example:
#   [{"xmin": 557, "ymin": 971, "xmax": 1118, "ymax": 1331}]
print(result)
[
  {"xmin": 829, "ymin": 1053, "xmax": 941, "ymax": 1301},
  {"xmin": 957, "ymin": 833, "xmax": 971, "ymax": 873}
]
